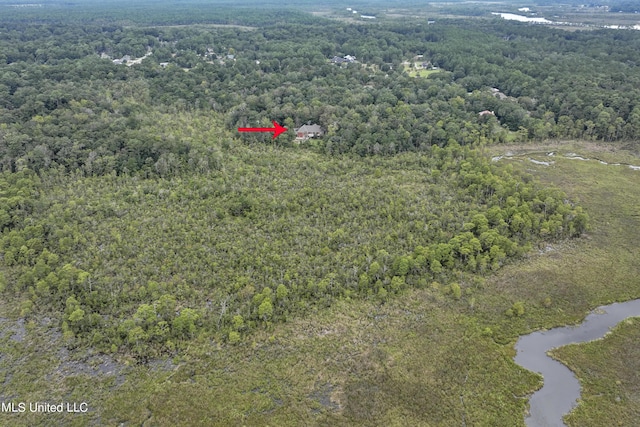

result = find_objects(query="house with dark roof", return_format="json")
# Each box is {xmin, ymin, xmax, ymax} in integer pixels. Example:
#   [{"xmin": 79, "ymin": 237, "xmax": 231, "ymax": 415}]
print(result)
[
  {"xmin": 330, "ymin": 55, "xmax": 356, "ymax": 64},
  {"xmin": 294, "ymin": 124, "xmax": 324, "ymax": 140}
]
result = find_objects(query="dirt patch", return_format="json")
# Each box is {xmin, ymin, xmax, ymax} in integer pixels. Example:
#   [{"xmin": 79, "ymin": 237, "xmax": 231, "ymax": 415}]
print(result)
[
  {"xmin": 309, "ymin": 382, "xmax": 341, "ymax": 413},
  {"xmin": 6, "ymin": 318, "xmax": 27, "ymax": 342},
  {"xmin": 51, "ymin": 350, "xmax": 127, "ymax": 388}
]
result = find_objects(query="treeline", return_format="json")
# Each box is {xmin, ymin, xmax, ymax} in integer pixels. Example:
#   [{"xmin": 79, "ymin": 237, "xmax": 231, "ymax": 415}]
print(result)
[
  {"xmin": 2, "ymin": 19, "xmax": 640, "ymax": 176},
  {"xmin": 0, "ymin": 1, "xmax": 322, "ymax": 27},
  {"xmin": 610, "ymin": 1, "xmax": 640, "ymax": 12}
]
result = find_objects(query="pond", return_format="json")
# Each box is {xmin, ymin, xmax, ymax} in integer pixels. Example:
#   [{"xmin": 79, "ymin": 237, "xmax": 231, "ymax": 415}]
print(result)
[{"xmin": 491, "ymin": 12, "xmax": 552, "ymax": 24}]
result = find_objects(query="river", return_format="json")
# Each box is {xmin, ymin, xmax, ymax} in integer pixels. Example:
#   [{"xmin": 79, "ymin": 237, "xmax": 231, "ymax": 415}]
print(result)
[
  {"xmin": 491, "ymin": 151, "xmax": 640, "ymax": 171},
  {"xmin": 514, "ymin": 299, "xmax": 640, "ymax": 426},
  {"xmin": 491, "ymin": 12, "xmax": 640, "ymax": 31}
]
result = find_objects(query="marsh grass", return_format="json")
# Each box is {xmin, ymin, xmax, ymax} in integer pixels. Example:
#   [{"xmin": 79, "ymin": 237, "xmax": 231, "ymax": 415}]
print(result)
[{"xmin": 550, "ymin": 318, "xmax": 640, "ymax": 427}]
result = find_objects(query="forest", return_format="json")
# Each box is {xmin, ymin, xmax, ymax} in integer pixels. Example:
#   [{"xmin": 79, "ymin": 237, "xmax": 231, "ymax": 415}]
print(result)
[{"xmin": 1, "ymin": 17, "xmax": 640, "ymax": 176}]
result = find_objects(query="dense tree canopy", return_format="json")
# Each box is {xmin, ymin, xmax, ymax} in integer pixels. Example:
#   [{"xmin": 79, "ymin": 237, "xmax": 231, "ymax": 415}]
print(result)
[{"xmin": 2, "ymin": 18, "xmax": 640, "ymax": 175}]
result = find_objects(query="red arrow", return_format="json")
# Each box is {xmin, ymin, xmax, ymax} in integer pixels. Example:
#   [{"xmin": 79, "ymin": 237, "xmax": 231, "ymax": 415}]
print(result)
[{"xmin": 238, "ymin": 121, "xmax": 287, "ymax": 139}]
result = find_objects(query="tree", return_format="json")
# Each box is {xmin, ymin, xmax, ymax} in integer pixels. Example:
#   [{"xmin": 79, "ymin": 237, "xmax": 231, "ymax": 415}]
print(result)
[
  {"xmin": 157, "ymin": 294, "xmax": 177, "ymax": 321},
  {"xmin": 450, "ymin": 282, "xmax": 462, "ymax": 300},
  {"xmin": 369, "ymin": 261, "xmax": 381, "ymax": 279},
  {"xmin": 392, "ymin": 256, "xmax": 410, "ymax": 277},
  {"xmin": 430, "ymin": 259, "xmax": 443, "ymax": 274},
  {"xmin": 228, "ymin": 331, "xmax": 241, "ymax": 344},
  {"xmin": 232, "ymin": 315, "xmax": 245, "ymax": 331},
  {"xmin": 276, "ymin": 284, "xmax": 288, "ymax": 300},
  {"xmin": 390, "ymin": 276, "xmax": 405, "ymax": 293},
  {"xmin": 68, "ymin": 308, "xmax": 85, "ymax": 324},
  {"xmin": 172, "ymin": 308, "xmax": 199, "ymax": 338},
  {"xmin": 127, "ymin": 325, "xmax": 149, "ymax": 356},
  {"xmin": 134, "ymin": 303, "xmax": 156, "ymax": 328},
  {"xmin": 571, "ymin": 207, "xmax": 589, "ymax": 236},
  {"xmin": 258, "ymin": 297, "xmax": 273, "ymax": 322}
]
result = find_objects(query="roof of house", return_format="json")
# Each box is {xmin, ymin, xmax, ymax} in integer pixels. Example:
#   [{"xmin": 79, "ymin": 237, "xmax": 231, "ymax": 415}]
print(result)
[{"xmin": 295, "ymin": 124, "xmax": 324, "ymax": 133}]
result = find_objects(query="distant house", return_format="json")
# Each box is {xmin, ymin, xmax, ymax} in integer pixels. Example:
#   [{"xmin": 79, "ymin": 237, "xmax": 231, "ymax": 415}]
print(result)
[
  {"xmin": 479, "ymin": 110, "xmax": 495, "ymax": 117},
  {"xmin": 331, "ymin": 55, "xmax": 356, "ymax": 64},
  {"xmin": 295, "ymin": 124, "xmax": 324, "ymax": 140},
  {"xmin": 490, "ymin": 87, "xmax": 509, "ymax": 100},
  {"xmin": 413, "ymin": 61, "xmax": 433, "ymax": 70},
  {"xmin": 112, "ymin": 55, "xmax": 130, "ymax": 65}
]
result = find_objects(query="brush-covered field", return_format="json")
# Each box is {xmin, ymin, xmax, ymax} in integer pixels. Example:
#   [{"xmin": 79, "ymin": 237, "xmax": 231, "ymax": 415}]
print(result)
[{"xmin": 1, "ymin": 138, "xmax": 638, "ymax": 426}]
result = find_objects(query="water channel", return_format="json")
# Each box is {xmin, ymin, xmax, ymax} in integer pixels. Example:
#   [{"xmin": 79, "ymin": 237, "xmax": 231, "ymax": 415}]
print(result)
[{"xmin": 514, "ymin": 299, "xmax": 640, "ymax": 426}]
